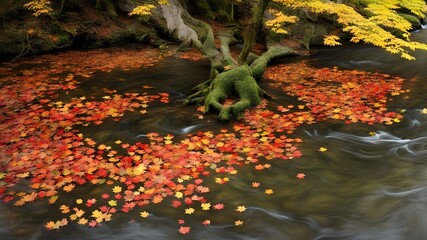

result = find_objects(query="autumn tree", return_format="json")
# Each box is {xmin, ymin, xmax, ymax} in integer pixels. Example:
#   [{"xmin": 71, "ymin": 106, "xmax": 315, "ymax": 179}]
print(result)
[{"xmin": 24, "ymin": 0, "xmax": 427, "ymax": 120}]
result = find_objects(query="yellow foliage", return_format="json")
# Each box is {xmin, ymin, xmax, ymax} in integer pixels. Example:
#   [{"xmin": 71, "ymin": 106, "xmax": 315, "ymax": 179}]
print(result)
[
  {"xmin": 129, "ymin": 4, "xmax": 156, "ymax": 16},
  {"xmin": 399, "ymin": 0, "xmax": 427, "ymax": 18},
  {"xmin": 264, "ymin": 10, "xmax": 298, "ymax": 34},
  {"xmin": 324, "ymin": 35, "xmax": 341, "ymax": 46},
  {"xmin": 128, "ymin": 0, "xmax": 168, "ymax": 16},
  {"xmin": 158, "ymin": 0, "xmax": 169, "ymax": 5},
  {"xmin": 273, "ymin": 0, "xmax": 427, "ymax": 60},
  {"xmin": 24, "ymin": 0, "xmax": 52, "ymax": 17},
  {"xmin": 366, "ymin": 3, "xmax": 412, "ymax": 34}
]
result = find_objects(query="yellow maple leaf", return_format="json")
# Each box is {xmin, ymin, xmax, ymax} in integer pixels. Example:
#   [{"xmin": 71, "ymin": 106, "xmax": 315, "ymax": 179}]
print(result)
[
  {"xmin": 140, "ymin": 211, "xmax": 150, "ymax": 218},
  {"xmin": 108, "ymin": 200, "xmax": 117, "ymax": 207},
  {"xmin": 59, "ymin": 205, "xmax": 70, "ymax": 214},
  {"xmin": 185, "ymin": 208, "xmax": 195, "ymax": 215},
  {"xmin": 69, "ymin": 214, "xmax": 78, "ymax": 221},
  {"xmin": 77, "ymin": 218, "xmax": 88, "ymax": 225},
  {"xmin": 235, "ymin": 220, "xmax": 244, "ymax": 226},
  {"xmin": 201, "ymin": 203, "xmax": 211, "ymax": 211},
  {"xmin": 17, "ymin": 172, "xmax": 30, "ymax": 178},
  {"xmin": 175, "ymin": 192, "xmax": 184, "ymax": 199},
  {"xmin": 215, "ymin": 177, "xmax": 230, "ymax": 184},
  {"xmin": 75, "ymin": 209, "xmax": 85, "ymax": 217},
  {"xmin": 45, "ymin": 221, "xmax": 60, "ymax": 230},
  {"xmin": 235, "ymin": 205, "xmax": 247, "ymax": 212},
  {"xmin": 265, "ymin": 189, "xmax": 274, "ymax": 195},
  {"xmin": 91, "ymin": 210, "xmax": 103, "ymax": 219},
  {"xmin": 112, "ymin": 186, "xmax": 122, "ymax": 193},
  {"xmin": 63, "ymin": 184, "xmax": 75, "ymax": 192},
  {"xmin": 133, "ymin": 164, "xmax": 147, "ymax": 176},
  {"xmin": 319, "ymin": 147, "xmax": 328, "ymax": 152}
]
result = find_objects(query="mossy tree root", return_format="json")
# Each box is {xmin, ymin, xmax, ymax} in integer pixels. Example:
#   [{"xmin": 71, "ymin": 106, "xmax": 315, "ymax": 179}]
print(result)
[
  {"xmin": 203, "ymin": 65, "xmax": 268, "ymax": 121},
  {"xmin": 250, "ymin": 45, "xmax": 297, "ymax": 79},
  {"xmin": 186, "ymin": 44, "xmax": 298, "ymax": 120}
]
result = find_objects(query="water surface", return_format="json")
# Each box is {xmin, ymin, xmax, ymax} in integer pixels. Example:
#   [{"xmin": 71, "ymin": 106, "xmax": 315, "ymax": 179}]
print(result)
[{"xmin": 2, "ymin": 30, "xmax": 427, "ymax": 240}]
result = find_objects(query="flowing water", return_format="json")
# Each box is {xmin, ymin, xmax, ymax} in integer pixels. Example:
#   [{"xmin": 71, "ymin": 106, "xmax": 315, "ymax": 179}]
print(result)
[{"xmin": 2, "ymin": 29, "xmax": 427, "ymax": 240}]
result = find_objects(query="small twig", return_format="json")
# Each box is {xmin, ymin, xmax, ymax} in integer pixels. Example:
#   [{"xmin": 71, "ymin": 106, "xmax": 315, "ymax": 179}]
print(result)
[{"xmin": 12, "ymin": 33, "xmax": 32, "ymax": 61}]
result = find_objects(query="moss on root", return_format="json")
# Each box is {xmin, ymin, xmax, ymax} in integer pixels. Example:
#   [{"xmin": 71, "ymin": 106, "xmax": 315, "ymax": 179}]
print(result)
[
  {"xmin": 186, "ymin": 65, "xmax": 267, "ymax": 121},
  {"xmin": 399, "ymin": 13, "xmax": 422, "ymax": 30}
]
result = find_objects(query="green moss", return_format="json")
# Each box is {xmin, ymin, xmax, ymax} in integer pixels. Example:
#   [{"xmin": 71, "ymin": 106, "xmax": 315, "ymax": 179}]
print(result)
[
  {"xmin": 193, "ymin": 0, "xmax": 215, "ymax": 20},
  {"xmin": 0, "ymin": 25, "xmax": 74, "ymax": 58},
  {"xmin": 109, "ymin": 26, "xmax": 151, "ymax": 45},
  {"xmin": 251, "ymin": 45, "xmax": 294, "ymax": 79},
  {"xmin": 203, "ymin": 65, "xmax": 263, "ymax": 121},
  {"xmin": 0, "ymin": 28, "xmax": 27, "ymax": 57},
  {"xmin": 96, "ymin": 0, "xmax": 118, "ymax": 18},
  {"xmin": 399, "ymin": 13, "xmax": 422, "ymax": 30},
  {"xmin": 216, "ymin": 9, "xmax": 233, "ymax": 23}
]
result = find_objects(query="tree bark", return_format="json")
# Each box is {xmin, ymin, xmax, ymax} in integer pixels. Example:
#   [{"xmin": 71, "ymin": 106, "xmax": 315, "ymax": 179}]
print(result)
[{"xmin": 237, "ymin": 0, "xmax": 271, "ymax": 65}]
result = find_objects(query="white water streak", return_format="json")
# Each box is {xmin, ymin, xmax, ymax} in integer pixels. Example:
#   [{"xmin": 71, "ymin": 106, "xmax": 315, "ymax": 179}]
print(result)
[
  {"xmin": 382, "ymin": 186, "xmax": 427, "ymax": 197},
  {"xmin": 249, "ymin": 207, "xmax": 294, "ymax": 222},
  {"xmin": 306, "ymin": 130, "xmax": 427, "ymax": 160}
]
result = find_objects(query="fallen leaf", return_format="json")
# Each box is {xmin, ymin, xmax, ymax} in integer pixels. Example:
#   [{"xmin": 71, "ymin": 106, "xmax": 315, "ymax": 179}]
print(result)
[
  {"xmin": 235, "ymin": 220, "xmax": 244, "ymax": 226},
  {"xmin": 179, "ymin": 226, "xmax": 191, "ymax": 235},
  {"xmin": 236, "ymin": 205, "xmax": 247, "ymax": 212},
  {"xmin": 140, "ymin": 211, "xmax": 150, "ymax": 218},
  {"xmin": 318, "ymin": 147, "xmax": 328, "ymax": 152},
  {"xmin": 185, "ymin": 208, "xmax": 195, "ymax": 215},
  {"xmin": 296, "ymin": 173, "xmax": 306, "ymax": 179},
  {"xmin": 265, "ymin": 189, "xmax": 274, "ymax": 195}
]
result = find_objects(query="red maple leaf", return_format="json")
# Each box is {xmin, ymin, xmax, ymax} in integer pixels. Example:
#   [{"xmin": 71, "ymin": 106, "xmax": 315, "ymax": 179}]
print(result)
[
  {"xmin": 213, "ymin": 203, "xmax": 224, "ymax": 210},
  {"xmin": 296, "ymin": 173, "xmax": 306, "ymax": 179},
  {"xmin": 178, "ymin": 226, "xmax": 191, "ymax": 235}
]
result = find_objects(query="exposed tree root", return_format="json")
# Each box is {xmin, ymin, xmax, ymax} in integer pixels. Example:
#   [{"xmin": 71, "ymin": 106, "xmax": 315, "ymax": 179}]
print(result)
[
  {"xmin": 159, "ymin": 0, "xmax": 300, "ymax": 120},
  {"xmin": 194, "ymin": 65, "xmax": 268, "ymax": 121}
]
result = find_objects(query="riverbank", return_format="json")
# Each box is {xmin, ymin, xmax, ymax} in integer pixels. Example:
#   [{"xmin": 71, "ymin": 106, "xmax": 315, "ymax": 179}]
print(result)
[
  {"xmin": 0, "ymin": 1, "xmax": 160, "ymax": 60},
  {"xmin": 1, "ymin": 1, "xmax": 424, "ymax": 61}
]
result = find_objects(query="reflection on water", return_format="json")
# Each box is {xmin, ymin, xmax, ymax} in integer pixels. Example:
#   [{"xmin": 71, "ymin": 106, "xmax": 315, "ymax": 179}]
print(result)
[{"xmin": 2, "ymin": 30, "xmax": 427, "ymax": 240}]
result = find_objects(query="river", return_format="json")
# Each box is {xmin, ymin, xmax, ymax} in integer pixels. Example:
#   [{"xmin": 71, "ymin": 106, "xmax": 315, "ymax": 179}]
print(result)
[{"xmin": 1, "ymin": 29, "xmax": 427, "ymax": 240}]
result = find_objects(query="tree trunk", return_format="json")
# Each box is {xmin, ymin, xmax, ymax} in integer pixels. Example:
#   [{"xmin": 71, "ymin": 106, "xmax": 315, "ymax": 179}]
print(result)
[
  {"xmin": 238, "ymin": 0, "xmax": 271, "ymax": 65},
  {"xmin": 157, "ymin": 0, "xmax": 298, "ymax": 120}
]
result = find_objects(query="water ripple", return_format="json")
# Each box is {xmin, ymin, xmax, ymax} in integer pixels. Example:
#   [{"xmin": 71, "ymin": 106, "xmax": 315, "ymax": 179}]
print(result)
[
  {"xmin": 382, "ymin": 186, "xmax": 427, "ymax": 197},
  {"xmin": 307, "ymin": 130, "xmax": 427, "ymax": 161},
  {"xmin": 248, "ymin": 207, "xmax": 294, "ymax": 222}
]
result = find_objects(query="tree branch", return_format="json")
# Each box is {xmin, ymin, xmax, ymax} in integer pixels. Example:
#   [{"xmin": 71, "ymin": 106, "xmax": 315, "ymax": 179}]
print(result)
[
  {"xmin": 250, "ymin": 44, "xmax": 298, "ymax": 80},
  {"xmin": 218, "ymin": 26, "xmax": 239, "ymax": 67}
]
